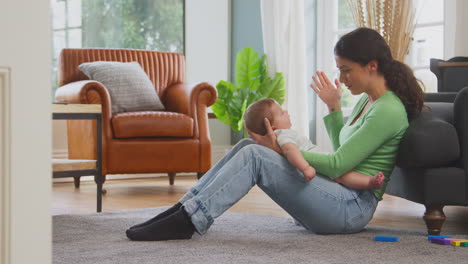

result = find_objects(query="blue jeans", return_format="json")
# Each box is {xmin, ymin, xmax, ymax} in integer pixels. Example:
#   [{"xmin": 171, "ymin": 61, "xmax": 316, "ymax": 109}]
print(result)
[{"xmin": 180, "ymin": 139, "xmax": 378, "ymax": 235}]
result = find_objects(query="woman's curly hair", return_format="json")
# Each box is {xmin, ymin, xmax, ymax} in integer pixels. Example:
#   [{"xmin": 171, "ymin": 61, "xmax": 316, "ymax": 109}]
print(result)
[{"xmin": 334, "ymin": 27, "xmax": 424, "ymax": 119}]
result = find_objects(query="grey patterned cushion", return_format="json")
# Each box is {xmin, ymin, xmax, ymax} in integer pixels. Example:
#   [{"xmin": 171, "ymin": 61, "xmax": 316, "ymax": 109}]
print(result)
[{"xmin": 79, "ymin": 61, "xmax": 165, "ymax": 113}]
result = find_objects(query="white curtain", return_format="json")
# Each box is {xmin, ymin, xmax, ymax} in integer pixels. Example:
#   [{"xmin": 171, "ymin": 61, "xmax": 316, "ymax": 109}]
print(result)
[
  {"xmin": 314, "ymin": 0, "xmax": 335, "ymax": 152},
  {"xmin": 260, "ymin": 0, "xmax": 309, "ymax": 138}
]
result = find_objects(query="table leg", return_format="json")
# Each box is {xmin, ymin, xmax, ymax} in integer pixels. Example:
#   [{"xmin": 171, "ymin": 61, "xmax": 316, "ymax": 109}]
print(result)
[
  {"xmin": 96, "ymin": 176, "xmax": 103, "ymax": 213},
  {"xmin": 96, "ymin": 115, "xmax": 103, "ymax": 213}
]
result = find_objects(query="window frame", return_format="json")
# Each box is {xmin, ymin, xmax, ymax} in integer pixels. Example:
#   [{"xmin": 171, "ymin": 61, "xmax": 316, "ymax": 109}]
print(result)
[{"xmin": 405, "ymin": 1, "xmax": 450, "ymax": 92}]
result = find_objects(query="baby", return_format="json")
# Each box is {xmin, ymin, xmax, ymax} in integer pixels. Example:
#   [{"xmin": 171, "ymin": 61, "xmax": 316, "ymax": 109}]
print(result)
[{"xmin": 244, "ymin": 98, "xmax": 384, "ymax": 190}]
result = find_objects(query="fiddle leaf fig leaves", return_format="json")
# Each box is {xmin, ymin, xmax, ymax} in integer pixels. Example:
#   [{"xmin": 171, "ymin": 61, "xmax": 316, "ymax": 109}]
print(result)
[{"xmin": 212, "ymin": 47, "xmax": 286, "ymax": 133}]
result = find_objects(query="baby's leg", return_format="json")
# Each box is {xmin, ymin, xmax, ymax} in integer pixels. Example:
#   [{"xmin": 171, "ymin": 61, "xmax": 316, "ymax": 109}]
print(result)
[{"xmin": 369, "ymin": 172, "xmax": 384, "ymax": 189}]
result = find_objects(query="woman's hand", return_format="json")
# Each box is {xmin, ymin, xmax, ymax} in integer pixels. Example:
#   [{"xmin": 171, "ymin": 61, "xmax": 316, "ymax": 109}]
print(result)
[
  {"xmin": 310, "ymin": 71, "xmax": 342, "ymax": 112},
  {"xmin": 247, "ymin": 118, "xmax": 282, "ymax": 154}
]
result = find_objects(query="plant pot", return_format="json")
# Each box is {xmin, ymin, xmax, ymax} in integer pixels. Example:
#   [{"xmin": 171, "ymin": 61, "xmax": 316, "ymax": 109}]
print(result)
[{"xmin": 230, "ymin": 129, "xmax": 246, "ymax": 145}]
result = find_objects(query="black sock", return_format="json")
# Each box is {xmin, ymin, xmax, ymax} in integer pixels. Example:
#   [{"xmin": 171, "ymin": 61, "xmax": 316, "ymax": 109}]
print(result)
[
  {"xmin": 129, "ymin": 202, "xmax": 182, "ymax": 230},
  {"xmin": 126, "ymin": 207, "xmax": 195, "ymax": 241}
]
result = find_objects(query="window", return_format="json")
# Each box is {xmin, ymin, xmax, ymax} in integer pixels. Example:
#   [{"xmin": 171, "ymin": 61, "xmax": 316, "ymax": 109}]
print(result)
[
  {"xmin": 50, "ymin": 0, "xmax": 185, "ymax": 95},
  {"xmin": 336, "ymin": 0, "xmax": 359, "ymax": 111},
  {"xmin": 317, "ymin": 0, "xmax": 359, "ymax": 116},
  {"xmin": 315, "ymin": 0, "xmax": 357, "ymax": 151},
  {"xmin": 407, "ymin": 0, "xmax": 445, "ymax": 92}
]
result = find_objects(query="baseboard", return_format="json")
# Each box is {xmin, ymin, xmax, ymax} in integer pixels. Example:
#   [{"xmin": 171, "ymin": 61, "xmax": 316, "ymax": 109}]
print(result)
[{"xmin": 52, "ymin": 145, "xmax": 232, "ymax": 183}]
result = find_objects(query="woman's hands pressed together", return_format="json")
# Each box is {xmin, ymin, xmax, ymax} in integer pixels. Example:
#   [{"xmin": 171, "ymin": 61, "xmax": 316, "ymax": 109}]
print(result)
[
  {"xmin": 310, "ymin": 71, "xmax": 342, "ymax": 113},
  {"xmin": 247, "ymin": 118, "xmax": 283, "ymax": 154}
]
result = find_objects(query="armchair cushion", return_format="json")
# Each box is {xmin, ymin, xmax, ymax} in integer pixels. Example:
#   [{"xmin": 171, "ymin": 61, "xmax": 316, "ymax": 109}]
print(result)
[
  {"xmin": 79, "ymin": 61, "xmax": 165, "ymax": 113},
  {"xmin": 112, "ymin": 111, "xmax": 193, "ymax": 138},
  {"xmin": 396, "ymin": 111, "xmax": 460, "ymax": 169}
]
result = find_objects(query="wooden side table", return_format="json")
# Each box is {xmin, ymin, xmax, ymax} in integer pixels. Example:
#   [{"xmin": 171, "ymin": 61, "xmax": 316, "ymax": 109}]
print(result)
[{"xmin": 52, "ymin": 103, "xmax": 103, "ymax": 212}]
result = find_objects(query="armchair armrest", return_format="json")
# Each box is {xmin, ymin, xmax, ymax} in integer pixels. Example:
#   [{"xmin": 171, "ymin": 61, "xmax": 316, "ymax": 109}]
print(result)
[
  {"xmin": 55, "ymin": 80, "xmax": 112, "ymax": 116},
  {"xmin": 163, "ymin": 82, "xmax": 217, "ymax": 172},
  {"xmin": 162, "ymin": 83, "xmax": 191, "ymax": 115},
  {"xmin": 55, "ymin": 80, "xmax": 109, "ymax": 103},
  {"xmin": 163, "ymin": 82, "xmax": 217, "ymax": 140},
  {"xmin": 55, "ymin": 80, "xmax": 113, "ymax": 139},
  {"xmin": 163, "ymin": 82, "xmax": 217, "ymax": 116}
]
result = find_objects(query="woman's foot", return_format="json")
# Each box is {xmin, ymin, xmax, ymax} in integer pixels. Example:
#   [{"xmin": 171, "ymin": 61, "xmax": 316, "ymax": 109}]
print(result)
[
  {"xmin": 128, "ymin": 202, "xmax": 182, "ymax": 230},
  {"xmin": 370, "ymin": 172, "xmax": 384, "ymax": 189},
  {"xmin": 126, "ymin": 207, "xmax": 195, "ymax": 241}
]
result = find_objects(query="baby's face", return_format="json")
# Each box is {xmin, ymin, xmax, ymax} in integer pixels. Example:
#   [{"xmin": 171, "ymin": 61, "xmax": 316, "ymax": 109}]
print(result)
[{"xmin": 271, "ymin": 103, "xmax": 291, "ymax": 129}]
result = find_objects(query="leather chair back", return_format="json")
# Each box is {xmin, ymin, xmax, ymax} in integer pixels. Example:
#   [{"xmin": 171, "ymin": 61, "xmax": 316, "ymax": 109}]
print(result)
[{"xmin": 58, "ymin": 48, "xmax": 186, "ymax": 97}]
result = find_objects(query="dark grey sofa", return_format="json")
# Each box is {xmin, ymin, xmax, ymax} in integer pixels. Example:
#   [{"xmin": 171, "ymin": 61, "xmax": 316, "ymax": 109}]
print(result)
[{"xmin": 386, "ymin": 58, "xmax": 468, "ymax": 235}]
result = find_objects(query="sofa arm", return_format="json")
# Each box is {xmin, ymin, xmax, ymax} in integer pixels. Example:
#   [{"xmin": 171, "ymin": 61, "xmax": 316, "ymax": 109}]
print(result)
[
  {"xmin": 397, "ymin": 111, "xmax": 460, "ymax": 169},
  {"xmin": 454, "ymin": 87, "xmax": 468, "ymax": 171},
  {"xmin": 424, "ymin": 92, "xmax": 458, "ymax": 103}
]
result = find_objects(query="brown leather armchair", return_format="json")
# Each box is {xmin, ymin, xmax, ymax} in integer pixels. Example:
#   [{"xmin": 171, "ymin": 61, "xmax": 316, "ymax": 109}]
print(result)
[{"xmin": 55, "ymin": 48, "xmax": 217, "ymax": 186}]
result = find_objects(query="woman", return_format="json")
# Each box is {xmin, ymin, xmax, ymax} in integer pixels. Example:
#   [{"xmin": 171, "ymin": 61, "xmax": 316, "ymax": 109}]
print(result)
[{"xmin": 126, "ymin": 27, "xmax": 424, "ymax": 241}]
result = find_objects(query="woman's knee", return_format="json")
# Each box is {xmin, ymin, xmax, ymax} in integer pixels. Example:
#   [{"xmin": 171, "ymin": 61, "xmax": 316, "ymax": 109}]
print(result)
[
  {"xmin": 232, "ymin": 145, "xmax": 266, "ymax": 164},
  {"xmin": 240, "ymin": 144, "xmax": 281, "ymax": 162},
  {"xmin": 237, "ymin": 138, "xmax": 255, "ymax": 147},
  {"xmin": 242, "ymin": 144, "xmax": 266, "ymax": 155},
  {"xmin": 228, "ymin": 138, "xmax": 255, "ymax": 155}
]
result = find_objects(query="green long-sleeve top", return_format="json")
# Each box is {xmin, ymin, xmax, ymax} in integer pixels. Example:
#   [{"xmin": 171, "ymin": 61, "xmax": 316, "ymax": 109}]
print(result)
[{"xmin": 302, "ymin": 91, "xmax": 408, "ymax": 200}]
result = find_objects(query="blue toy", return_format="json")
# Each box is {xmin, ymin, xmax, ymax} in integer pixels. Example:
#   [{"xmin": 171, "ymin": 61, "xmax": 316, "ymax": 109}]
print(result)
[
  {"xmin": 427, "ymin": 235, "xmax": 451, "ymax": 241},
  {"xmin": 375, "ymin": 236, "xmax": 398, "ymax": 242}
]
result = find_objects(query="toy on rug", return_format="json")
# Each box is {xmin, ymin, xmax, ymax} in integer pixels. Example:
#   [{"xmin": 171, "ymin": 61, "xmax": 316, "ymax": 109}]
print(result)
[
  {"xmin": 427, "ymin": 235, "xmax": 450, "ymax": 241},
  {"xmin": 451, "ymin": 240, "xmax": 468, "ymax": 247},
  {"xmin": 426, "ymin": 235, "xmax": 468, "ymax": 247},
  {"xmin": 431, "ymin": 238, "xmax": 452, "ymax": 245},
  {"xmin": 374, "ymin": 236, "xmax": 398, "ymax": 242}
]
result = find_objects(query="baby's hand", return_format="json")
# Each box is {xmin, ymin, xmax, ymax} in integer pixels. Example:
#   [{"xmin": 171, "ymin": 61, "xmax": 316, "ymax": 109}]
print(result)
[{"xmin": 303, "ymin": 166, "xmax": 316, "ymax": 182}]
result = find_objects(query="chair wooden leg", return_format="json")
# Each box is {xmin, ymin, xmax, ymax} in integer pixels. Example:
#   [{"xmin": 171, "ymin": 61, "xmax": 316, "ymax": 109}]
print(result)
[
  {"xmin": 197, "ymin": 172, "xmax": 204, "ymax": 180},
  {"xmin": 423, "ymin": 205, "xmax": 446, "ymax": 235},
  {"xmin": 73, "ymin": 176, "xmax": 81, "ymax": 188},
  {"xmin": 168, "ymin": 173, "xmax": 176, "ymax": 185}
]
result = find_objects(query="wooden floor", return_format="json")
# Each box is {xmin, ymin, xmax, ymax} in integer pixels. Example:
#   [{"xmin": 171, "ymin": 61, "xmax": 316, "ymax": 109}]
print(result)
[{"xmin": 52, "ymin": 175, "xmax": 468, "ymax": 235}]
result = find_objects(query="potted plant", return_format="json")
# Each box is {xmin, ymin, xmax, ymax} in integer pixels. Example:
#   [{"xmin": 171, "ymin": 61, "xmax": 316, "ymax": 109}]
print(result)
[{"xmin": 212, "ymin": 46, "xmax": 286, "ymax": 140}]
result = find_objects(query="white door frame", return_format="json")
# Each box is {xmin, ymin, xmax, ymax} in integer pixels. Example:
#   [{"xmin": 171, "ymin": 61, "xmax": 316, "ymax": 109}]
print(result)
[
  {"xmin": 0, "ymin": 0, "xmax": 52, "ymax": 263},
  {"xmin": 0, "ymin": 67, "xmax": 12, "ymax": 264}
]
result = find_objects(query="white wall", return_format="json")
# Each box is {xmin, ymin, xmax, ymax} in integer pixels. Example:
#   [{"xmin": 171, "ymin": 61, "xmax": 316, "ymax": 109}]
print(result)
[
  {"xmin": 185, "ymin": 0, "xmax": 231, "ymax": 86},
  {"xmin": 185, "ymin": 0, "xmax": 232, "ymax": 148},
  {"xmin": 0, "ymin": 0, "xmax": 51, "ymax": 263},
  {"xmin": 454, "ymin": 0, "xmax": 468, "ymax": 56}
]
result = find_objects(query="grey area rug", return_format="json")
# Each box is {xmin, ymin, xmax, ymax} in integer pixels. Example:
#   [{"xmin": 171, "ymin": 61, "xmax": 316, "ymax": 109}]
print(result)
[{"xmin": 53, "ymin": 207, "xmax": 468, "ymax": 264}]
